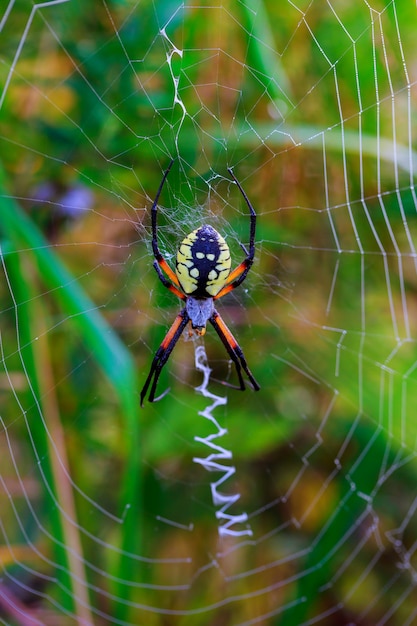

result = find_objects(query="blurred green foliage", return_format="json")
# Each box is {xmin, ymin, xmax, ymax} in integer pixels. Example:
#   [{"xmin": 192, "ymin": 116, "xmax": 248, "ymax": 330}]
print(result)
[{"xmin": 1, "ymin": 1, "xmax": 417, "ymax": 624}]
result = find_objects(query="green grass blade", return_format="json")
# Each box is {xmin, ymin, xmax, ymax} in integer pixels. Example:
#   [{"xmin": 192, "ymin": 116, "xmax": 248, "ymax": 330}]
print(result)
[
  {"xmin": 239, "ymin": 0, "xmax": 293, "ymax": 109},
  {"xmin": 0, "ymin": 167, "xmax": 141, "ymax": 617}
]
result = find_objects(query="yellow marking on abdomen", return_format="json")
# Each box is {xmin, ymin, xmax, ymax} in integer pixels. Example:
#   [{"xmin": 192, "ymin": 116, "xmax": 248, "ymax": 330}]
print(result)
[
  {"xmin": 175, "ymin": 225, "xmax": 231, "ymax": 296},
  {"xmin": 205, "ymin": 238, "xmax": 231, "ymax": 296}
]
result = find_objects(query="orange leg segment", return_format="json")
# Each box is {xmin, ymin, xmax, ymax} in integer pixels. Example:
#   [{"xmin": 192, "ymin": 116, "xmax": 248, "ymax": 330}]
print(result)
[
  {"xmin": 209, "ymin": 309, "xmax": 260, "ymax": 391},
  {"xmin": 140, "ymin": 308, "xmax": 189, "ymax": 405},
  {"xmin": 153, "ymin": 259, "xmax": 185, "ymax": 300},
  {"xmin": 214, "ymin": 259, "xmax": 250, "ymax": 300}
]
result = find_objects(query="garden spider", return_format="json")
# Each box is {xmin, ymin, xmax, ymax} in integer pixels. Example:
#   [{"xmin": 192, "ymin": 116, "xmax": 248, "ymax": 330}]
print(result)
[{"xmin": 140, "ymin": 159, "xmax": 260, "ymax": 405}]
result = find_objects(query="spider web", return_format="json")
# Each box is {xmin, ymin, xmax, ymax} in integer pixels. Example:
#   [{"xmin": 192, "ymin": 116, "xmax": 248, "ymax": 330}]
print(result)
[{"xmin": 1, "ymin": 0, "xmax": 417, "ymax": 624}]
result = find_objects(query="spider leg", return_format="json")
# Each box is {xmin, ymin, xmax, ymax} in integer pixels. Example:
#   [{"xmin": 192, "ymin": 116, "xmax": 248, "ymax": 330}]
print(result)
[
  {"xmin": 150, "ymin": 159, "xmax": 182, "ymax": 290},
  {"xmin": 213, "ymin": 259, "xmax": 252, "ymax": 299},
  {"xmin": 209, "ymin": 309, "xmax": 260, "ymax": 391},
  {"xmin": 214, "ymin": 169, "xmax": 257, "ymax": 300},
  {"xmin": 153, "ymin": 260, "xmax": 185, "ymax": 300},
  {"xmin": 227, "ymin": 167, "xmax": 257, "ymax": 258},
  {"xmin": 140, "ymin": 308, "xmax": 189, "ymax": 406}
]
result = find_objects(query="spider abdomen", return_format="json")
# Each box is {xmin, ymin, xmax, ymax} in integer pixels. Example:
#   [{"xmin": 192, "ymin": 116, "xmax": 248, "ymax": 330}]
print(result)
[{"xmin": 176, "ymin": 224, "xmax": 231, "ymax": 297}]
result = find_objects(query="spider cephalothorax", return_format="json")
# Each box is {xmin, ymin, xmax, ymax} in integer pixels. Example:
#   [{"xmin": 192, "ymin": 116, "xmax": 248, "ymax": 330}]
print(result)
[{"xmin": 140, "ymin": 160, "xmax": 260, "ymax": 405}]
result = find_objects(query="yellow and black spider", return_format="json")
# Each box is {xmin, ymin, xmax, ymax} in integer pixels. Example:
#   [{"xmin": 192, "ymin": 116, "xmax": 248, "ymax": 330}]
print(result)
[{"xmin": 140, "ymin": 159, "xmax": 260, "ymax": 405}]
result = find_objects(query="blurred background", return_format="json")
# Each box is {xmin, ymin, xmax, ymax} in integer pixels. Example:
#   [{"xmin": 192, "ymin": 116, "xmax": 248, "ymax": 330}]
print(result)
[{"xmin": 1, "ymin": 1, "xmax": 417, "ymax": 624}]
